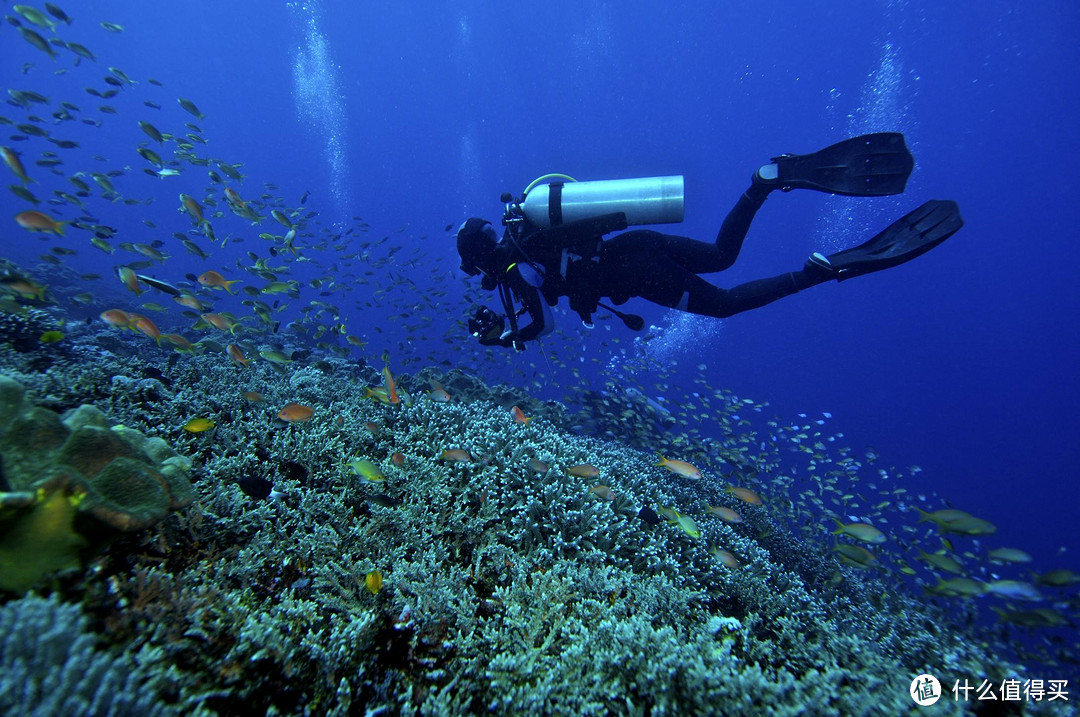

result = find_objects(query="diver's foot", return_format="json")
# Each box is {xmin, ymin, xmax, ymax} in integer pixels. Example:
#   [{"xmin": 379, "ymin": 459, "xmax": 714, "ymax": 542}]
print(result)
[
  {"xmin": 752, "ymin": 162, "xmax": 780, "ymax": 189},
  {"xmin": 805, "ymin": 252, "xmax": 837, "ymax": 280}
]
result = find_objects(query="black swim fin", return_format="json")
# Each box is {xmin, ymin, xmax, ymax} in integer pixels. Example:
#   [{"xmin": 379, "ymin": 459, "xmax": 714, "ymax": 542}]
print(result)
[
  {"xmin": 771, "ymin": 133, "xmax": 914, "ymax": 196},
  {"xmin": 824, "ymin": 199, "xmax": 963, "ymax": 281},
  {"xmin": 597, "ymin": 301, "xmax": 645, "ymax": 331}
]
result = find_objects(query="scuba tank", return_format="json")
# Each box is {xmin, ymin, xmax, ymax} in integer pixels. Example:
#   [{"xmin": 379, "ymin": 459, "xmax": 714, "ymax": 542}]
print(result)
[
  {"xmin": 496, "ymin": 174, "xmax": 681, "ymax": 335},
  {"xmin": 504, "ymin": 174, "xmax": 684, "ymax": 228}
]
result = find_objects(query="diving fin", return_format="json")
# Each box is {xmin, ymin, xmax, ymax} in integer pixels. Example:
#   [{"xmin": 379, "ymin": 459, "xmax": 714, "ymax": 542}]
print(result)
[
  {"xmin": 824, "ymin": 199, "xmax": 963, "ymax": 281},
  {"xmin": 769, "ymin": 133, "xmax": 914, "ymax": 196},
  {"xmin": 598, "ymin": 301, "xmax": 645, "ymax": 331}
]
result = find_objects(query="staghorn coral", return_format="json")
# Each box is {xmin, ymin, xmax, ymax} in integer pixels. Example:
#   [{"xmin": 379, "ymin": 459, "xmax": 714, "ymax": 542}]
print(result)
[{"xmin": 0, "ymin": 593, "xmax": 177, "ymax": 716}]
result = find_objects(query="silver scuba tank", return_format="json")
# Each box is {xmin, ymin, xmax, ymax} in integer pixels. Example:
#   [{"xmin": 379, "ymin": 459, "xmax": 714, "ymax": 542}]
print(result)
[{"xmin": 518, "ymin": 175, "xmax": 684, "ymax": 227}]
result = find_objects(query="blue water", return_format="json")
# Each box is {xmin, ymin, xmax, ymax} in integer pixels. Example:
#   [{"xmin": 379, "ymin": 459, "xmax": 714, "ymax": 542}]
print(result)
[{"xmin": 3, "ymin": 0, "xmax": 1079, "ymax": 664}]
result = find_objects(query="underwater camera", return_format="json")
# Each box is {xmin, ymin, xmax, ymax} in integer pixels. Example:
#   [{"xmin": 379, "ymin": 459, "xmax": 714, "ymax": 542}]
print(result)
[{"xmin": 469, "ymin": 306, "xmax": 505, "ymax": 341}]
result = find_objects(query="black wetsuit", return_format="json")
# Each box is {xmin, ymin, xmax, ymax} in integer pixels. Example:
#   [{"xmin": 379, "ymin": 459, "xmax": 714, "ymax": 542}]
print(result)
[{"xmin": 480, "ymin": 180, "xmax": 830, "ymax": 348}]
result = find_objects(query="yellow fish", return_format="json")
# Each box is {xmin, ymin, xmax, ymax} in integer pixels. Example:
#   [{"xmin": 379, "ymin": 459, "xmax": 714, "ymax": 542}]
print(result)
[
  {"xmin": 830, "ymin": 518, "xmax": 886, "ymax": 544},
  {"xmin": 658, "ymin": 506, "xmax": 700, "ymax": 538},
  {"xmin": 365, "ymin": 570, "xmax": 383, "ymax": 595},
  {"xmin": 347, "ymin": 458, "xmax": 384, "ymax": 482},
  {"xmin": 183, "ymin": 417, "xmax": 215, "ymax": 433}
]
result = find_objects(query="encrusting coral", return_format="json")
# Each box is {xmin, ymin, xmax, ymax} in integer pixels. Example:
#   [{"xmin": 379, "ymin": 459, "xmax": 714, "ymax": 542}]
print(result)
[{"xmin": 0, "ymin": 375, "xmax": 194, "ymax": 594}]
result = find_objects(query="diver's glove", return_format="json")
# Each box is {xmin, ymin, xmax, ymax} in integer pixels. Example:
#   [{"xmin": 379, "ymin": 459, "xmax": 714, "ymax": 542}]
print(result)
[{"xmin": 499, "ymin": 330, "xmax": 527, "ymax": 352}]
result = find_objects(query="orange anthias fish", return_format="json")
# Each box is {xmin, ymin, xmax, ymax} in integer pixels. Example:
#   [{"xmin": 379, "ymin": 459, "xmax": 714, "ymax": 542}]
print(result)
[
  {"xmin": 198, "ymin": 270, "xmax": 240, "ymax": 294},
  {"xmin": 200, "ymin": 312, "xmax": 241, "ymax": 333},
  {"xmin": 224, "ymin": 186, "xmax": 246, "ymax": 209},
  {"xmin": 726, "ymin": 486, "xmax": 763, "ymax": 506},
  {"xmin": 226, "ymin": 344, "xmax": 250, "ymax": 367},
  {"xmin": 2, "ymin": 146, "xmax": 32, "ymax": 185},
  {"xmin": 427, "ymin": 379, "xmax": 450, "ymax": 402},
  {"xmin": 179, "ymin": 193, "xmax": 208, "ymax": 227},
  {"xmin": 382, "ymin": 365, "xmax": 400, "ymax": 404},
  {"xmin": 511, "ymin": 406, "xmax": 531, "ymax": 425},
  {"xmin": 2, "ymin": 277, "xmax": 47, "ymax": 301},
  {"xmin": 589, "ymin": 485, "xmax": 614, "ymax": 501},
  {"xmin": 161, "ymin": 333, "xmax": 199, "ymax": 353},
  {"xmin": 567, "ymin": 464, "xmax": 599, "ymax": 478},
  {"xmin": 15, "ymin": 210, "xmax": 66, "ymax": 235},
  {"xmin": 116, "ymin": 266, "xmax": 144, "ymax": 296},
  {"xmin": 99, "ymin": 309, "xmax": 132, "ymax": 328},
  {"xmin": 440, "ymin": 449, "xmax": 472, "ymax": 462},
  {"xmin": 127, "ymin": 313, "xmax": 162, "ymax": 344},
  {"xmin": 173, "ymin": 292, "xmax": 206, "ymax": 310},
  {"xmin": 710, "ymin": 547, "xmax": 743, "ymax": 569},
  {"xmin": 278, "ymin": 403, "xmax": 315, "ymax": 422},
  {"xmin": 655, "ymin": 453, "xmax": 701, "ymax": 480},
  {"xmin": 706, "ymin": 506, "xmax": 744, "ymax": 524}
]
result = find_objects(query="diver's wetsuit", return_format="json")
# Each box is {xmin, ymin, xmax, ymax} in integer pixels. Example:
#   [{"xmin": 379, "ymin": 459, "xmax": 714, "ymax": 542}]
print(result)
[{"xmin": 482, "ymin": 180, "xmax": 830, "ymax": 347}]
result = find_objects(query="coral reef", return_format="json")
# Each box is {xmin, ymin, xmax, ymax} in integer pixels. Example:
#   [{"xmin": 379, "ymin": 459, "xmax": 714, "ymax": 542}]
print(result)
[{"xmin": 0, "ymin": 345, "xmax": 1069, "ymax": 714}]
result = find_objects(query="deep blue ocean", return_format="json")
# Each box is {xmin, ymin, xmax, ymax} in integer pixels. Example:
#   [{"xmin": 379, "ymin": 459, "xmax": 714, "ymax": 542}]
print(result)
[{"xmin": 3, "ymin": 0, "xmax": 1079, "ymax": 674}]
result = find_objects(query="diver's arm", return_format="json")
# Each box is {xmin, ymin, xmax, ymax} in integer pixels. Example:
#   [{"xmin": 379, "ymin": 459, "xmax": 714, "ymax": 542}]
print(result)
[
  {"xmin": 479, "ymin": 334, "xmax": 513, "ymax": 348},
  {"xmin": 507, "ymin": 279, "xmax": 551, "ymax": 345}
]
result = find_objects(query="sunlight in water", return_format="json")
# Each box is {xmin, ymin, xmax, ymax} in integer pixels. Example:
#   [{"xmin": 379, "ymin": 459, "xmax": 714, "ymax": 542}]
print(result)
[
  {"xmin": 817, "ymin": 33, "xmax": 915, "ymax": 254},
  {"xmin": 288, "ymin": 0, "xmax": 349, "ymax": 214}
]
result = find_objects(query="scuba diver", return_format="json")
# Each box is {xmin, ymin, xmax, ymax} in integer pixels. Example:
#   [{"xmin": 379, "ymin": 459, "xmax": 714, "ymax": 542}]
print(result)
[{"xmin": 457, "ymin": 133, "xmax": 963, "ymax": 350}]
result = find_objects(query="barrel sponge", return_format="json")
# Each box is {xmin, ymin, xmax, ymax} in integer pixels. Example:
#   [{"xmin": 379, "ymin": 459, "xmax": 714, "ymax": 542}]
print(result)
[
  {"xmin": 0, "ymin": 375, "xmax": 25, "ymax": 432},
  {"xmin": 0, "ymin": 407, "xmax": 70, "ymax": 487},
  {"xmin": 0, "ymin": 375, "xmax": 194, "ymax": 593}
]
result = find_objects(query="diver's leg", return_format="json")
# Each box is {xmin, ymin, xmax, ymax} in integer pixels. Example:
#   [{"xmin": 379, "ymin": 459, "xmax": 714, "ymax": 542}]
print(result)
[
  {"xmin": 605, "ymin": 230, "xmax": 726, "ymax": 273},
  {"xmin": 687, "ymin": 263, "xmax": 832, "ymax": 318},
  {"xmin": 710, "ymin": 135, "xmax": 916, "ymax": 270},
  {"xmin": 602, "ymin": 173, "xmax": 775, "ymax": 274},
  {"xmin": 628, "ymin": 258, "xmax": 832, "ymax": 319},
  {"xmin": 712, "ymin": 179, "xmax": 772, "ymax": 270},
  {"xmin": 606, "ymin": 222, "xmax": 771, "ymax": 276}
]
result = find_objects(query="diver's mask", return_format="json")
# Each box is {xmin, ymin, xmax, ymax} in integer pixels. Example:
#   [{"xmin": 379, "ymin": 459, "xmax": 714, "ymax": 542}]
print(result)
[{"xmin": 456, "ymin": 218, "xmax": 499, "ymax": 276}]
